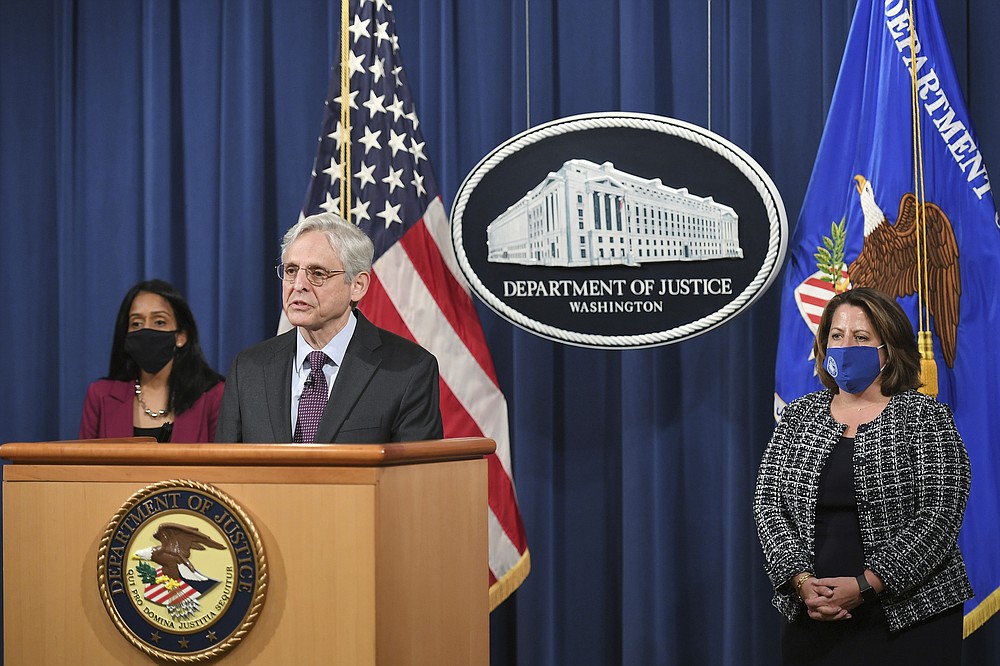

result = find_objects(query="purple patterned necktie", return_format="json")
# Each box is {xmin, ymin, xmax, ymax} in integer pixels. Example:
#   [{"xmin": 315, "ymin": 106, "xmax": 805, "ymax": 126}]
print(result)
[{"xmin": 293, "ymin": 350, "xmax": 330, "ymax": 443}]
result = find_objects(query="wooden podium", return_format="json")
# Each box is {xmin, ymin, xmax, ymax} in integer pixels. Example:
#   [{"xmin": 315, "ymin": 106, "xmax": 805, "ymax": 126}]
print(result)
[{"xmin": 0, "ymin": 438, "xmax": 493, "ymax": 665}]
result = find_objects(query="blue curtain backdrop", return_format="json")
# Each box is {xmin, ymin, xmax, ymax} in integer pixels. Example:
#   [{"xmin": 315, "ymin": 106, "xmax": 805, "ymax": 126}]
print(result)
[{"xmin": 1, "ymin": 1, "xmax": 998, "ymax": 663}]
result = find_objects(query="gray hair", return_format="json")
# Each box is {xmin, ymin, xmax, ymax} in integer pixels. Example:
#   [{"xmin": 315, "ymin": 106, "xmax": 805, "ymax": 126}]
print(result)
[{"xmin": 280, "ymin": 213, "xmax": 374, "ymax": 281}]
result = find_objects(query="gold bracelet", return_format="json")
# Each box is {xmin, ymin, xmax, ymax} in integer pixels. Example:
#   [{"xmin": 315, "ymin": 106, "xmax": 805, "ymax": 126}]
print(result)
[{"xmin": 793, "ymin": 572, "xmax": 814, "ymax": 593}]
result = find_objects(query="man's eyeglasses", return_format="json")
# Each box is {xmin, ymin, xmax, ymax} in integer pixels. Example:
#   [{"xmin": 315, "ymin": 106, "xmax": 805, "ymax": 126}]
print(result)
[{"xmin": 275, "ymin": 264, "xmax": 346, "ymax": 287}]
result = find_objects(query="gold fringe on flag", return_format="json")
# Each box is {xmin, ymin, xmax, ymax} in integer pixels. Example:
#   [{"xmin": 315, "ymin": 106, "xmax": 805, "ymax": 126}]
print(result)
[
  {"xmin": 964, "ymin": 586, "xmax": 1000, "ymax": 638},
  {"xmin": 489, "ymin": 549, "xmax": 531, "ymax": 612}
]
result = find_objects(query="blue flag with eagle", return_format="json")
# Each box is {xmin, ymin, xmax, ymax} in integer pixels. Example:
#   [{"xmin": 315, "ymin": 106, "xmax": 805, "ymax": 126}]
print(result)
[{"xmin": 774, "ymin": 0, "xmax": 1000, "ymax": 635}]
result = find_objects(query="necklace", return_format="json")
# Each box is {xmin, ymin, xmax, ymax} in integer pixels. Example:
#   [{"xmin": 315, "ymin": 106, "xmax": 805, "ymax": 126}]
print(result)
[
  {"xmin": 134, "ymin": 381, "xmax": 168, "ymax": 419},
  {"xmin": 833, "ymin": 394, "xmax": 888, "ymax": 413}
]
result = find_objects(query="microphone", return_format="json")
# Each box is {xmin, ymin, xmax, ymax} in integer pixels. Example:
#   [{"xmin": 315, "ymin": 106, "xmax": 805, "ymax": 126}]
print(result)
[{"xmin": 303, "ymin": 374, "xmax": 315, "ymax": 391}]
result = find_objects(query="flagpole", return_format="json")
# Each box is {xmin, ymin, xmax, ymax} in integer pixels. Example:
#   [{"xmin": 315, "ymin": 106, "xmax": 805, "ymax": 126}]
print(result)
[
  {"xmin": 340, "ymin": 0, "xmax": 352, "ymax": 224},
  {"xmin": 907, "ymin": 0, "xmax": 938, "ymax": 397},
  {"xmin": 525, "ymin": 0, "xmax": 531, "ymax": 129},
  {"xmin": 707, "ymin": 0, "xmax": 712, "ymax": 131}
]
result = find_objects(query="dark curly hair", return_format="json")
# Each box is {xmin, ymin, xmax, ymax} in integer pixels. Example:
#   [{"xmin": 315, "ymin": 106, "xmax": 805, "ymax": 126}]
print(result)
[{"xmin": 106, "ymin": 280, "xmax": 223, "ymax": 414}]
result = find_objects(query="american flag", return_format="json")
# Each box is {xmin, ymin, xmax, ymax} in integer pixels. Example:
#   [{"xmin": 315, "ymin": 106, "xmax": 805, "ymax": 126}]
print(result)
[{"xmin": 298, "ymin": 0, "xmax": 529, "ymax": 608}]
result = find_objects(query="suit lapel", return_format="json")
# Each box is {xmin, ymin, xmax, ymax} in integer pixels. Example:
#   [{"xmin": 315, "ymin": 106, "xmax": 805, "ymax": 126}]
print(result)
[
  {"xmin": 314, "ymin": 313, "xmax": 382, "ymax": 443},
  {"xmin": 109, "ymin": 380, "xmax": 136, "ymax": 436},
  {"xmin": 264, "ymin": 331, "xmax": 296, "ymax": 442}
]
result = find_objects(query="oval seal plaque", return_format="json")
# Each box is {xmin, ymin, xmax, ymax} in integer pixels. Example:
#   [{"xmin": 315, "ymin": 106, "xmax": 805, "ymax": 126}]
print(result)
[
  {"xmin": 97, "ymin": 480, "xmax": 267, "ymax": 662},
  {"xmin": 451, "ymin": 112, "xmax": 788, "ymax": 348}
]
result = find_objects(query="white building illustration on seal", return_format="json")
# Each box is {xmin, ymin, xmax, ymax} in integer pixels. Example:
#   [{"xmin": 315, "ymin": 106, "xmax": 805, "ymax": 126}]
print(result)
[{"xmin": 486, "ymin": 159, "xmax": 743, "ymax": 267}]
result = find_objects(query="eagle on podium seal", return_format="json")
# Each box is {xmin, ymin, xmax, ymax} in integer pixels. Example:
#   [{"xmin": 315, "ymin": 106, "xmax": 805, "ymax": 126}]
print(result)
[{"xmin": 97, "ymin": 479, "xmax": 267, "ymax": 661}]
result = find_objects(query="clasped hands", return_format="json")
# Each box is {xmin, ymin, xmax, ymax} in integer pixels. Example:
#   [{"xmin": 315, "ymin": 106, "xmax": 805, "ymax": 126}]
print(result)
[{"xmin": 798, "ymin": 576, "xmax": 864, "ymax": 622}]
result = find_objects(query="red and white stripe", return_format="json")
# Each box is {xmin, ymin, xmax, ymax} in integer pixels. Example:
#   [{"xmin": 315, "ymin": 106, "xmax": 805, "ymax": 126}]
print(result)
[
  {"xmin": 363, "ymin": 197, "xmax": 529, "ymax": 605},
  {"xmin": 793, "ymin": 270, "xmax": 844, "ymax": 333},
  {"xmin": 144, "ymin": 569, "xmax": 200, "ymax": 606}
]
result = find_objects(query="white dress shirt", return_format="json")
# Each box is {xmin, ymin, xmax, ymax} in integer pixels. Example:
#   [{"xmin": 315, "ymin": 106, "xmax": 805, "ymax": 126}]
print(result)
[{"xmin": 289, "ymin": 311, "xmax": 357, "ymax": 434}]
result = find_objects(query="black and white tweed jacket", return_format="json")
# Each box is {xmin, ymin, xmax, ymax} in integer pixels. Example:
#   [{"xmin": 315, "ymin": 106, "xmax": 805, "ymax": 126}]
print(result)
[{"xmin": 753, "ymin": 389, "xmax": 973, "ymax": 631}]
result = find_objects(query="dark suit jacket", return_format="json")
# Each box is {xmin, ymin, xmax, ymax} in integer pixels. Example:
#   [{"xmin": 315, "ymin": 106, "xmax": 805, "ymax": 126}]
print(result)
[
  {"xmin": 215, "ymin": 312, "xmax": 443, "ymax": 443},
  {"xmin": 79, "ymin": 379, "xmax": 225, "ymax": 442}
]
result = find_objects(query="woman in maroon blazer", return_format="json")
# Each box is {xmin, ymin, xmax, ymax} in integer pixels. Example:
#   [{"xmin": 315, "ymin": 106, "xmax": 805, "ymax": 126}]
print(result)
[{"xmin": 79, "ymin": 280, "xmax": 224, "ymax": 443}]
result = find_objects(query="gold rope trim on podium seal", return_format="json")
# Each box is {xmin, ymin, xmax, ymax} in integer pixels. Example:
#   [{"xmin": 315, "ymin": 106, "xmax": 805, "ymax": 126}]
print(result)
[{"xmin": 97, "ymin": 479, "xmax": 268, "ymax": 662}]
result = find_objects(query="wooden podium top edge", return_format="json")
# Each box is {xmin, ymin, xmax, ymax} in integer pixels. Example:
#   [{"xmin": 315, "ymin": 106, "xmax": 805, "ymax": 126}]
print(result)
[{"xmin": 0, "ymin": 438, "xmax": 496, "ymax": 467}]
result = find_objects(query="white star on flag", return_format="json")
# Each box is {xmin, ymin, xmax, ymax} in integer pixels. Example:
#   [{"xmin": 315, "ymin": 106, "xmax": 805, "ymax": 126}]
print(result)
[
  {"xmin": 347, "ymin": 51, "xmax": 365, "ymax": 77},
  {"xmin": 411, "ymin": 171, "xmax": 425, "ymax": 197},
  {"xmin": 322, "ymin": 157, "xmax": 341, "ymax": 185},
  {"xmin": 362, "ymin": 90, "xmax": 386, "ymax": 116},
  {"xmin": 386, "ymin": 95, "xmax": 405, "ymax": 121},
  {"xmin": 369, "ymin": 57, "xmax": 385, "ymax": 82},
  {"xmin": 351, "ymin": 198, "xmax": 371, "ymax": 222},
  {"xmin": 376, "ymin": 200, "xmax": 401, "ymax": 228},
  {"xmin": 387, "ymin": 129, "xmax": 408, "ymax": 157},
  {"xmin": 381, "ymin": 166, "xmax": 404, "ymax": 194},
  {"xmin": 348, "ymin": 15, "xmax": 370, "ymax": 42},
  {"xmin": 409, "ymin": 138, "xmax": 425, "ymax": 163},
  {"xmin": 355, "ymin": 161, "xmax": 377, "ymax": 189},
  {"xmin": 334, "ymin": 89, "xmax": 358, "ymax": 110},
  {"xmin": 358, "ymin": 126, "xmax": 381, "ymax": 153}
]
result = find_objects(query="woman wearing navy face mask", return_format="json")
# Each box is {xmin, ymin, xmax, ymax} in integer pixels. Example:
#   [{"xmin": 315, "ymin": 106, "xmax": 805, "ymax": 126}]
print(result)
[
  {"xmin": 754, "ymin": 287, "xmax": 972, "ymax": 665},
  {"xmin": 79, "ymin": 279, "xmax": 224, "ymax": 443}
]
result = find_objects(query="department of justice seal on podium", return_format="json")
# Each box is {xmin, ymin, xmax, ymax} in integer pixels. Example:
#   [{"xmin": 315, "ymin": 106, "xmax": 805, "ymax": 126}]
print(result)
[{"xmin": 97, "ymin": 479, "xmax": 267, "ymax": 661}]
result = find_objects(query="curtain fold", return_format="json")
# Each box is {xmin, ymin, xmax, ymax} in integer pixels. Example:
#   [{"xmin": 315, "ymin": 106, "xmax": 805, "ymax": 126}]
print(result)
[{"xmin": 2, "ymin": 0, "xmax": 998, "ymax": 663}]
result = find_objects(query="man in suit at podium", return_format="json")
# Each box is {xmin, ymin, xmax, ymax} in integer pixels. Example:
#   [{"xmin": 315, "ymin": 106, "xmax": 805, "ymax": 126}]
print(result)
[{"xmin": 216, "ymin": 213, "xmax": 443, "ymax": 444}]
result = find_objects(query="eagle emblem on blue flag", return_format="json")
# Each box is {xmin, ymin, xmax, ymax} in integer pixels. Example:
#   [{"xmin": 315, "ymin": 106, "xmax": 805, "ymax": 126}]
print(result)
[{"xmin": 793, "ymin": 176, "xmax": 961, "ymax": 367}]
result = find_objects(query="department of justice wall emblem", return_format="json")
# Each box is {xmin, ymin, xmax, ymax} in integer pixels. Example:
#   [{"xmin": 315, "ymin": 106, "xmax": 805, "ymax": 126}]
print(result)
[
  {"xmin": 451, "ymin": 112, "xmax": 788, "ymax": 348},
  {"xmin": 97, "ymin": 480, "xmax": 267, "ymax": 661}
]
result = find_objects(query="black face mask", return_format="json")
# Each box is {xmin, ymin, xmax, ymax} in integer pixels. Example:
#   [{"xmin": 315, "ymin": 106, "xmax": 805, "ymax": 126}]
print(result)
[{"xmin": 124, "ymin": 329, "xmax": 178, "ymax": 374}]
